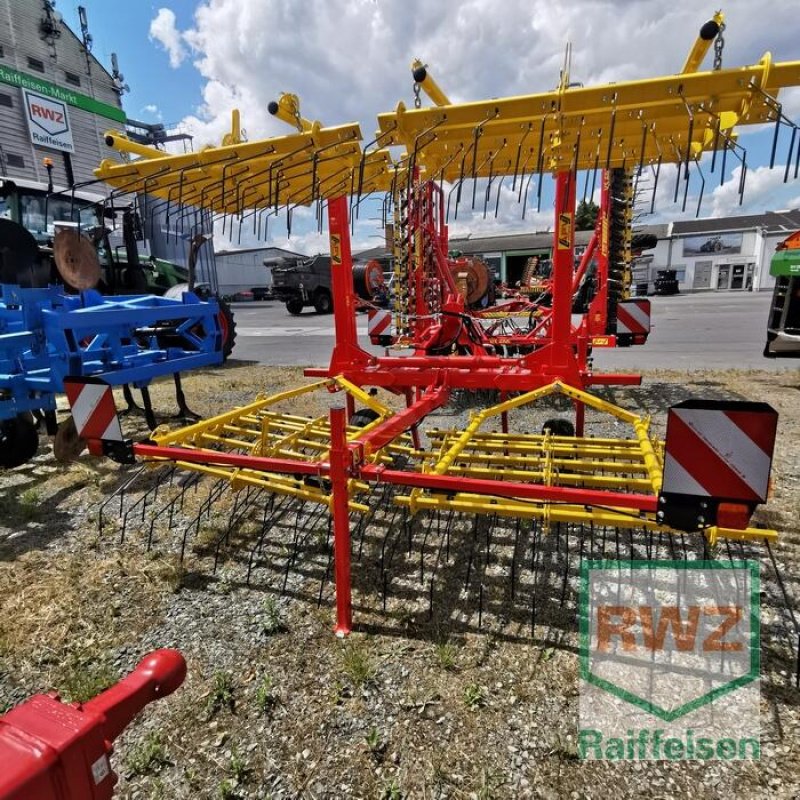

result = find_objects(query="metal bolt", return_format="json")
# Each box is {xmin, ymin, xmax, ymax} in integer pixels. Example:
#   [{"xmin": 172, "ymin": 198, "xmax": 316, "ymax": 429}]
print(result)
[
  {"xmin": 656, "ymin": 511, "xmax": 665, "ymax": 521},
  {"xmin": 698, "ymin": 516, "xmax": 705, "ymax": 524},
  {"xmin": 659, "ymin": 496, "xmax": 666, "ymax": 505}
]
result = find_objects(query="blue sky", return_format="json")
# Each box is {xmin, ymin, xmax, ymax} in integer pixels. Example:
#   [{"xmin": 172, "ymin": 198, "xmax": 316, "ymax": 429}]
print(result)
[{"xmin": 60, "ymin": 1, "xmax": 203, "ymax": 125}]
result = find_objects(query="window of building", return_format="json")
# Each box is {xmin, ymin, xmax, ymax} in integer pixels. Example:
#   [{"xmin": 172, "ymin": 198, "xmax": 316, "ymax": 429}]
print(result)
[
  {"xmin": 27, "ymin": 57, "xmax": 45, "ymax": 72},
  {"xmin": 6, "ymin": 153, "xmax": 25, "ymax": 169},
  {"xmin": 64, "ymin": 71, "xmax": 81, "ymax": 87},
  {"xmin": 0, "ymin": 45, "xmax": 5, "ymax": 58},
  {"xmin": 0, "ymin": 93, "xmax": 12, "ymax": 108}
]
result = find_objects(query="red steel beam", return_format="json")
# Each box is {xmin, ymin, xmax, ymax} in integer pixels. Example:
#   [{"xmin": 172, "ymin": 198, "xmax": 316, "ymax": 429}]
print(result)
[{"xmin": 359, "ymin": 465, "xmax": 658, "ymax": 513}]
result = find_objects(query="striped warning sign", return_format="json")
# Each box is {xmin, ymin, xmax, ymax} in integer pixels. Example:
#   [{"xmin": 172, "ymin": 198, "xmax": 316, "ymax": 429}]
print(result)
[
  {"xmin": 367, "ymin": 308, "xmax": 392, "ymax": 340},
  {"xmin": 662, "ymin": 400, "xmax": 777, "ymax": 503},
  {"xmin": 64, "ymin": 377, "xmax": 123, "ymax": 442},
  {"xmin": 616, "ymin": 299, "xmax": 651, "ymax": 335}
]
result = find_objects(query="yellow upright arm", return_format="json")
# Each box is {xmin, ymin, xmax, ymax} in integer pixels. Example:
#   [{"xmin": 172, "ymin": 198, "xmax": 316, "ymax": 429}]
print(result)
[
  {"xmin": 682, "ymin": 11, "xmax": 725, "ymax": 74},
  {"xmin": 411, "ymin": 59, "xmax": 451, "ymax": 106},
  {"xmin": 267, "ymin": 93, "xmax": 313, "ymax": 132},
  {"xmin": 102, "ymin": 130, "xmax": 165, "ymax": 160}
]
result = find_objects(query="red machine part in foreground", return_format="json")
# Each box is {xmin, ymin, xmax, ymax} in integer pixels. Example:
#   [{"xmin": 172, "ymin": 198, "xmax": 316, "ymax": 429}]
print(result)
[{"xmin": 0, "ymin": 649, "xmax": 186, "ymax": 800}]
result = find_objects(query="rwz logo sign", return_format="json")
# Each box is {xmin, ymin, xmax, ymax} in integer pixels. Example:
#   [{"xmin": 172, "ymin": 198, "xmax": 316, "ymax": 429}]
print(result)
[
  {"xmin": 22, "ymin": 89, "xmax": 74, "ymax": 152},
  {"xmin": 579, "ymin": 560, "xmax": 760, "ymax": 760}
]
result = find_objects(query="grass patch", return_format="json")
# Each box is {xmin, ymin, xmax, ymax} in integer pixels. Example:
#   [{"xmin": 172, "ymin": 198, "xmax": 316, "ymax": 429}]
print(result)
[
  {"xmin": 255, "ymin": 674, "xmax": 277, "ymax": 713},
  {"xmin": 125, "ymin": 731, "xmax": 170, "ymax": 778},
  {"xmin": 260, "ymin": 595, "xmax": 285, "ymax": 635},
  {"xmin": 59, "ymin": 656, "xmax": 117, "ymax": 703},
  {"xmin": 433, "ymin": 639, "xmax": 458, "ymax": 671},
  {"xmin": 206, "ymin": 670, "xmax": 235, "ymax": 718},
  {"xmin": 339, "ymin": 639, "xmax": 376, "ymax": 688},
  {"xmin": 18, "ymin": 488, "xmax": 42, "ymax": 520},
  {"xmin": 463, "ymin": 682, "xmax": 487, "ymax": 710}
]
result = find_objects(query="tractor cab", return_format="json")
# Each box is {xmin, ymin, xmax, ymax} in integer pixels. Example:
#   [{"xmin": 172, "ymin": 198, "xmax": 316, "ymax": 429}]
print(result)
[{"xmin": 765, "ymin": 231, "xmax": 800, "ymax": 357}]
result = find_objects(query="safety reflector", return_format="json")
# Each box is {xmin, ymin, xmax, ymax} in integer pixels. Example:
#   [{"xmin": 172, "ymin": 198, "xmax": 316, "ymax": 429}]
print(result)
[
  {"xmin": 368, "ymin": 308, "xmax": 392, "ymax": 343},
  {"xmin": 660, "ymin": 399, "xmax": 778, "ymax": 531},
  {"xmin": 64, "ymin": 377, "xmax": 123, "ymax": 443},
  {"xmin": 616, "ymin": 298, "xmax": 651, "ymax": 336}
]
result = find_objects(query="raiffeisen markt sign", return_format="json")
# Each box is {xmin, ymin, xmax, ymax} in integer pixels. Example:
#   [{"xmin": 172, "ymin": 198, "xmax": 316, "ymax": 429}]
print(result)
[{"xmin": 22, "ymin": 89, "xmax": 74, "ymax": 153}]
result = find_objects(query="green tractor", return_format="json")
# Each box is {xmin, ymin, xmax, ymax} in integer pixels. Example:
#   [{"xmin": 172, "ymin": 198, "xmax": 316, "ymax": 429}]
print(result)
[
  {"xmin": 0, "ymin": 176, "xmax": 236, "ymax": 358},
  {"xmin": 764, "ymin": 231, "xmax": 800, "ymax": 358}
]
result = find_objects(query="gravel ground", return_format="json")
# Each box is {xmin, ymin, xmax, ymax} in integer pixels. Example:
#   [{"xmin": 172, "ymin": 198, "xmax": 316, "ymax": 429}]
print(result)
[{"xmin": 0, "ymin": 364, "xmax": 798, "ymax": 799}]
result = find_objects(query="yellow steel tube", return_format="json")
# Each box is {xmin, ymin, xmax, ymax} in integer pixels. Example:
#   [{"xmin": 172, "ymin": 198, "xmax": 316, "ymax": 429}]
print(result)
[
  {"xmin": 411, "ymin": 59, "xmax": 451, "ymax": 107},
  {"xmin": 633, "ymin": 418, "xmax": 663, "ymax": 494},
  {"xmin": 334, "ymin": 376, "xmax": 391, "ymax": 416},
  {"xmin": 681, "ymin": 11, "xmax": 725, "ymax": 74},
  {"xmin": 268, "ymin": 93, "xmax": 314, "ymax": 132},
  {"xmin": 103, "ymin": 130, "xmax": 166, "ymax": 160},
  {"xmin": 152, "ymin": 380, "xmax": 332, "ymax": 445}
]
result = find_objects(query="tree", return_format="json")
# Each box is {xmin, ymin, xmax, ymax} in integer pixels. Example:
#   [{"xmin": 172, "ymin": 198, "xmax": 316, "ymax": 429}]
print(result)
[{"xmin": 575, "ymin": 199, "xmax": 599, "ymax": 231}]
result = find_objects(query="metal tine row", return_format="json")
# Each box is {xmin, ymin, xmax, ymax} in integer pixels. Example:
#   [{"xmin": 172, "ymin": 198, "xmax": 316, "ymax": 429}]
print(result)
[{"xmin": 91, "ymin": 462, "xmax": 799, "ymax": 681}]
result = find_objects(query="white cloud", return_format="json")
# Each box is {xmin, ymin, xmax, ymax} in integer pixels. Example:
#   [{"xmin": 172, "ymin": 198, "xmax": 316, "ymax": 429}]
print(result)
[
  {"xmin": 153, "ymin": 0, "xmax": 800, "ymax": 249},
  {"xmin": 149, "ymin": 8, "xmax": 187, "ymax": 68},
  {"xmin": 141, "ymin": 104, "xmax": 163, "ymax": 120}
]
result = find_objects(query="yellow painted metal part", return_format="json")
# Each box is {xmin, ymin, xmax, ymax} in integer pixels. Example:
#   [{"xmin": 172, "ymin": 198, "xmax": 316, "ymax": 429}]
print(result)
[
  {"xmin": 411, "ymin": 59, "xmax": 451, "ymax": 107},
  {"xmin": 96, "ymin": 122, "xmax": 395, "ymax": 212},
  {"xmin": 139, "ymin": 379, "xmax": 777, "ymax": 544},
  {"xmin": 376, "ymin": 55, "xmax": 800, "ymax": 176},
  {"xmin": 681, "ymin": 11, "xmax": 725, "ymax": 74}
]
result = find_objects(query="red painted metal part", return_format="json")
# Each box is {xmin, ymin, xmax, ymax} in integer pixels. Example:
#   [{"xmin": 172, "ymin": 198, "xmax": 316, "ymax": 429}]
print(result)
[
  {"xmin": 329, "ymin": 406, "xmax": 353, "ymax": 636},
  {"xmin": 0, "ymin": 650, "xmax": 186, "ymax": 800},
  {"xmin": 359, "ymin": 465, "xmax": 658, "ymax": 513}
]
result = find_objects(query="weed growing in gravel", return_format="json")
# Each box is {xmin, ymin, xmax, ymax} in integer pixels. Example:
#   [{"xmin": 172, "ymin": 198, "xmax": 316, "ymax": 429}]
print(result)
[
  {"xmin": 60, "ymin": 657, "xmax": 117, "ymax": 703},
  {"xmin": 380, "ymin": 778, "xmax": 403, "ymax": 800},
  {"xmin": 18, "ymin": 488, "xmax": 42, "ymax": 520},
  {"xmin": 340, "ymin": 640, "xmax": 376, "ymax": 688},
  {"xmin": 218, "ymin": 779, "xmax": 239, "ymax": 800},
  {"xmin": 206, "ymin": 670, "xmax": 235, "ymax": 717},
  {"xmin": 255, "ymin": 674, "xmax": 277, "ymax": 713},
  {"xmin": 125, "ymin": 731, "xmax": 170, "ymax": 777},
  {"xmin": 261, "ymin": 596, "xmax": 285, "ymax": 635},
  {"xmin": 365, "ymin": 726, "xmax": 386, "ymax": 760},
  {"xmin": 433, "ymin": 640, "xmax": 458, "ymax": 671},
  {"xmin": 229, "ymin": 747, "xmax": 250, "ymax": 784},
  {"xmin": 463, "ymin": 682, "xmax": 487, "ymax": 710}
]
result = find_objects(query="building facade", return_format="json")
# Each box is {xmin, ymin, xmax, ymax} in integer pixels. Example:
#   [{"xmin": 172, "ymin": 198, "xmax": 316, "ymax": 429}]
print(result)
[{"xmin": 0, "ymin": 0, "xmax": 124, "ymax": 189}]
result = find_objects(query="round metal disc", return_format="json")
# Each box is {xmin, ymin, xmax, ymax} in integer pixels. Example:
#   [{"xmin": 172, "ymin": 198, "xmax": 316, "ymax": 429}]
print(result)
[
  {"xmin": 53, "ymin": 415, "xmax": 86, "ymax": 463},
  {"xmin": 450, "ymin": 256, "xmax": 490, "ymax": 305},
  {"xmin": 0, "ymin": 218, "xmax": 48, "ymax": 288},
  {"xmin": 53, "ymin": 229, "xmax": 101, "ymax": 290}
]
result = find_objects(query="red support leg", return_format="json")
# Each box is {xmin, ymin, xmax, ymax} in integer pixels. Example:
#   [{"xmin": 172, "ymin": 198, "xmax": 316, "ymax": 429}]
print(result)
[
  {"xmin": 574, "ymin": 399, "xmax": 585, "ymax": 437},
  {"xmin": 345, "ymin": 392, "xmax": 355, "ymax": 422},
  {"xmin": 329, "ymin": 405, "xmax": 353, "ymax": 636}
]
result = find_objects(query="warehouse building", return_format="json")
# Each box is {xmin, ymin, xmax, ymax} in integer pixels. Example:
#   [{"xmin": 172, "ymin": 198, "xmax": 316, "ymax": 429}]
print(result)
[
  {"xmin": 215, "ymin": 246, "xmax": 306, "ymax": 297},
  {"xmin": 0, "ymin": 0, "xmax": 125, "ymax": 189},
  {"xmin": 356, "ymin": 208, "xmax": 800, "ymax": 294}
]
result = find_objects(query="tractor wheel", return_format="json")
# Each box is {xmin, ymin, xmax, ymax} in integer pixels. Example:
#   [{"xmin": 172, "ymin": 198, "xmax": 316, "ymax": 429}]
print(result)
[
  {"xmin": 541, "ymin": 418, "xmax": 575, "ymax": 437},
  {"xmin": 286, "ymin": 297, "xmax": 304, "ymax": 315},
  {"xmin": 216, "ymin": 298, "xmax": 237, "ymax": 360},
  {"xmin": 0, "ymin": 414, "xmax": 40, "ymax": 468},
  {"xmin": 350, "ymin": 408, "xmax": 380, "ymax": 428},
  {"xmin": 313, "ymin": 290, "xmax": 333, "ymax": 314}
]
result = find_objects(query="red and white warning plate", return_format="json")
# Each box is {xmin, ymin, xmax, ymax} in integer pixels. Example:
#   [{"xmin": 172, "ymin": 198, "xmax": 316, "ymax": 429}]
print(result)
[
  {"xmin": 64, "ymin": 377, "xmax": 124, "ymax": 443},
  {"xmin": 662, "ymin": 400, "xmax": 778, "ymax": 503}
]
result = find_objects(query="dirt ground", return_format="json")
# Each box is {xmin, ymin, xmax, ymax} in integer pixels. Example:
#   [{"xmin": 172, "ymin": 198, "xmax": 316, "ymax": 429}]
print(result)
[{"xmin": 0, "ymin": 364, "xmax": 798, "ymax": 799}]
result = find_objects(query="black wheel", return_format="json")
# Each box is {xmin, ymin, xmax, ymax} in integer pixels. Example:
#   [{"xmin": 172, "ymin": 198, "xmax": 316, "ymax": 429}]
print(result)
[
  {"xmin": 216, "ymin": 297, "xmax": 237, "ymax": 360},
  {"xmin": 313, "ymin": 290, "xmax": 333, "ymax": 314},
  {"xmin": 350, "ymin": 408, "xmax": 380, "ymax": 428},
  {"xmin": 0, "ymin": 414, "xmax": 40, "ymax": 468},
  {"xmin": 541, "ymin": 418, "xmax": 575, "ymax": 437},
  {"xmin": 286, "ymin": 297, "xmax": 304, "ymax": 315}
]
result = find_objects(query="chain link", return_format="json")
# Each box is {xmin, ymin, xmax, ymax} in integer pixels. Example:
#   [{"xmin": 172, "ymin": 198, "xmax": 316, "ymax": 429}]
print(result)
[
  {"xmin": 413, "ymin": 82, "xmax": 421, "ymax": 109},
  {"xmin": 713, "ymin": 22, "xmax": 726, "ymax": 71}
]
